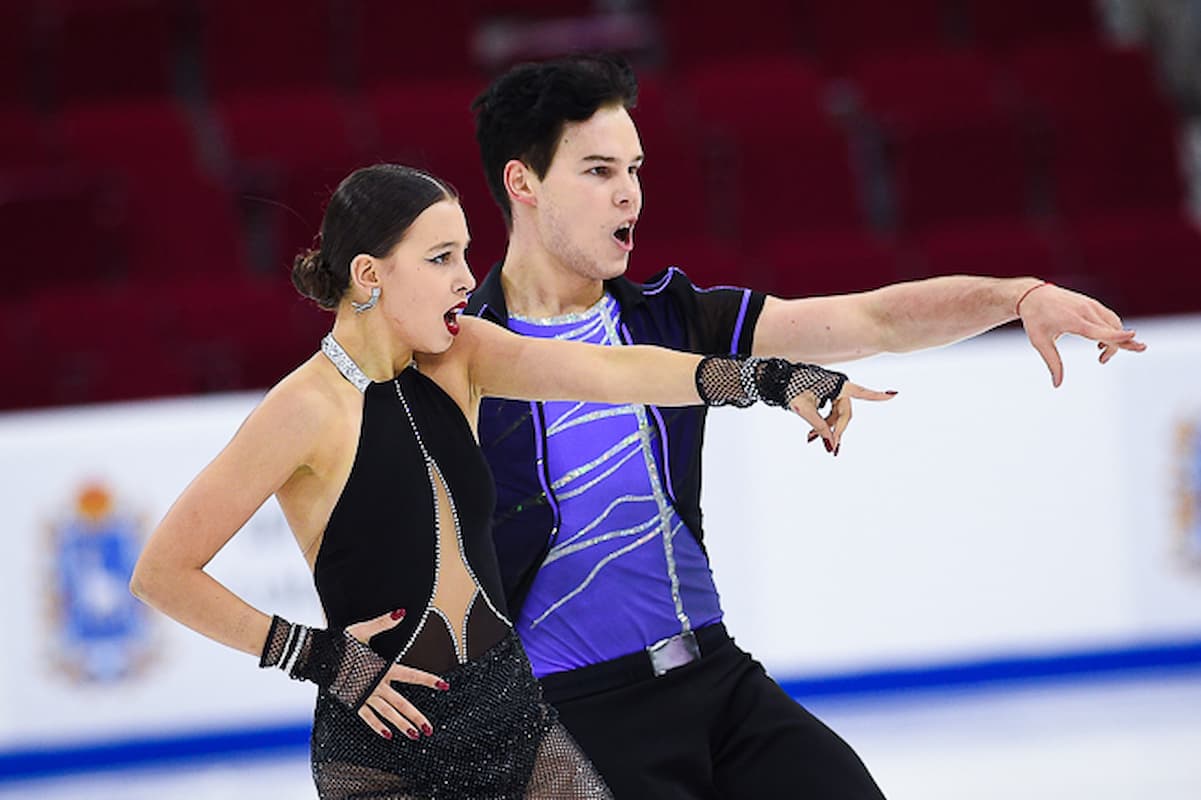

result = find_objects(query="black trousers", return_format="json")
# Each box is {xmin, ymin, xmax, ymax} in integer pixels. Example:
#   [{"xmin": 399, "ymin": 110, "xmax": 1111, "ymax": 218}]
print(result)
[{"xmin": 541, "ymin": 625, "xmax": 886, "ymax": 800}]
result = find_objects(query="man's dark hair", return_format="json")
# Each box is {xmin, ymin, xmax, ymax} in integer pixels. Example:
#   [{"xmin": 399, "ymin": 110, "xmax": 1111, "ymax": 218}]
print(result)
[{"xmin": 471, "ymin": 54, "xmax": 639, "ymax": 228}]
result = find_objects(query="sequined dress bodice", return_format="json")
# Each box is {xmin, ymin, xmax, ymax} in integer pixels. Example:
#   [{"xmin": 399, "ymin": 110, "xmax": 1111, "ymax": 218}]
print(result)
[{"xmin": 313, "ymin": 335, "xmax": 510, "ymax": 676}]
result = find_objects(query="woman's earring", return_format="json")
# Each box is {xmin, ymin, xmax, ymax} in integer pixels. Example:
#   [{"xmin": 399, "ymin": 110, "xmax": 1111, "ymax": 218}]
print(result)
[{"xmin": 351, "ymin": 286, "xmax": 380, "ymax": 314}]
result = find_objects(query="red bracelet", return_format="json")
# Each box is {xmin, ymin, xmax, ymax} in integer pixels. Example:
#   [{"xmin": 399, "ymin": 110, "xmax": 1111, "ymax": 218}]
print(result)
[{"xmin": 1015, "ymin": 281, "xmax": 1052, "ymax": 316}]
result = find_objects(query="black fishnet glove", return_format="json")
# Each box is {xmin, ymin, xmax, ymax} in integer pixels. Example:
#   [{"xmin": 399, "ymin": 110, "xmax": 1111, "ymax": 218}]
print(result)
[
  {"xmin": 695, "ymin": 355, "xmax": 847, "ymax": 410},
  {"xmin": 260, "ymin": 614, "xmax": 390, "ymax": 711}
]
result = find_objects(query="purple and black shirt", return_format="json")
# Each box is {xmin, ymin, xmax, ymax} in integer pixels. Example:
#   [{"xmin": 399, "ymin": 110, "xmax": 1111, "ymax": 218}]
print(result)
[{"xmin": 466, "ymin": 265, "xmax": 766, "ymax": 678}]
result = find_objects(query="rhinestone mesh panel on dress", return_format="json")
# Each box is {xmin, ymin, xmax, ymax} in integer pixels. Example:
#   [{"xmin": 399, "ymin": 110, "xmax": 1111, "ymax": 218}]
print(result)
[{"xmin": 311, "ymin": 630, "xmax": 612, "ymax": 799}]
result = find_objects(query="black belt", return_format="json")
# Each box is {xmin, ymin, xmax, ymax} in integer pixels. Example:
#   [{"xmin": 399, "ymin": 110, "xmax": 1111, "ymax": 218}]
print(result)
[{"xmin": 540, "ymin": 622, "xmax": 730, "ymax": 704}]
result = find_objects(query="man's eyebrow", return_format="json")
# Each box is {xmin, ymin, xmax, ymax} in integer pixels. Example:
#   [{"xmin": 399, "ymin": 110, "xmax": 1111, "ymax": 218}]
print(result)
[{"xmin": 581, "ymin": 154, "xmax": 645, "ymax": 163}]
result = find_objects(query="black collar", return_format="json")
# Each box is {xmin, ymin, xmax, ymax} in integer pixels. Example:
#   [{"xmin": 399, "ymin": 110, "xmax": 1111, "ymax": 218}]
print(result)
[{"xmin": 468, "ymin": 260, "xmax": 649, "ymax": 324}]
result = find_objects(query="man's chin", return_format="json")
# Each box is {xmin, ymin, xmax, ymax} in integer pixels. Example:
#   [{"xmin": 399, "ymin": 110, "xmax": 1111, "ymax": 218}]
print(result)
[{"xmin": 599, "ymin": 253, "xmax": 631, "ymax": 279}]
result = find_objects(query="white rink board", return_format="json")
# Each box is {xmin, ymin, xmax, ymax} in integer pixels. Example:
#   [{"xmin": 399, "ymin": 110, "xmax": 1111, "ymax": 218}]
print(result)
[{"xmin": 1, "ymin": 315, "xmax": 1199, "ymax": 750}]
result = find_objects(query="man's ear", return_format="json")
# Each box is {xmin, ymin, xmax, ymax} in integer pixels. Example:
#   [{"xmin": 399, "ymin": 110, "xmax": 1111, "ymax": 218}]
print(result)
[{"xmin": 504, "ymin": 159, "xmax": 538, "ymax": 210}]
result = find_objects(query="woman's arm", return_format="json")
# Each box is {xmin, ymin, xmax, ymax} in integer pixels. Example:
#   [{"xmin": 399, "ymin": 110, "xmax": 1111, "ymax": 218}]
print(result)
[
  {"xmin": 131, "ymin": 376, "xmax": 452, "ymax": 740},
  {"xmin": 129, "ymin": 380, "xmax": 328, "ymax": 657},
  {"xmin": 458, "ymin": 316, "xmax": 894, "ymax": 452},
  {"xmin": 461, "ymin": 315, "xmax": 705, "ymax": 407}
]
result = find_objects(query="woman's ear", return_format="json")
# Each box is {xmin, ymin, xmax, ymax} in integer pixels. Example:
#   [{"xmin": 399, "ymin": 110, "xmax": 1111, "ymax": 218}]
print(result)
[
  {"xmin": 349, "ymin": 253, "xmax": 379, "ymax": 294},
  {"xmin": 503, "ymin": 159, "xmax": 537, "ymax": 210}
]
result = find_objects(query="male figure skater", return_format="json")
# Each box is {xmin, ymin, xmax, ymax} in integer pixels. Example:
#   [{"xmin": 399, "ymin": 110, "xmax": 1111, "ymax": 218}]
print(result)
[{"xmin": 466, "ymin": 54, "xmax": 1144, "ymax": 798}]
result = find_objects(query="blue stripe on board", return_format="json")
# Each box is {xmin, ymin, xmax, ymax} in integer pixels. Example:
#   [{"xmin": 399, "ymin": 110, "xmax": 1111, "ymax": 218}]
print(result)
[
  {"xmin": 778, "ymin": 638, "xmax": 1201, "ymax": 699},
  {"xmin": 0, "ymin": 723, "xmax": 310, "ymax": 782},
  {"xmin": 3, "ymin": 637, "xmax": 1200, "ymax": 783}
]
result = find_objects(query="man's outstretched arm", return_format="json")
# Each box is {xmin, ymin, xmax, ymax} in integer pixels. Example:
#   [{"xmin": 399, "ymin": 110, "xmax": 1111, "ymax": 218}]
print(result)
[{"xmin": 751, "ymin": 275, "xmax": 1146, "ymax": 386}]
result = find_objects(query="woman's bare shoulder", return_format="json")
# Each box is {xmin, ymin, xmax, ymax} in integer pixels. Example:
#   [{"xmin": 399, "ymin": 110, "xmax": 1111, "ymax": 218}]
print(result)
[{"xmin": 252, "ymin": 354, "xmax": 356, "ymax": 438}]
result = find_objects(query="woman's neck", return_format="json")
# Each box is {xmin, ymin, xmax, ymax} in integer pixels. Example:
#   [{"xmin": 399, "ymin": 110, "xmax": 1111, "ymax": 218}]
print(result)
[{"xmin": 329, "ymin": 312, "xmax": 413, "ymax": 381}]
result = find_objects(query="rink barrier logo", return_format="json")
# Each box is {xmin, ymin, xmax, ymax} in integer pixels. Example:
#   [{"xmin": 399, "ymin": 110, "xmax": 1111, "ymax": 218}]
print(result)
[
  {"xmin": 45, "ymin": 482, "xmax": 157, "ymax": 684},
  {"xmin": 1174, "ymin": 417, "xmax": 1201, "ymax": 572}
]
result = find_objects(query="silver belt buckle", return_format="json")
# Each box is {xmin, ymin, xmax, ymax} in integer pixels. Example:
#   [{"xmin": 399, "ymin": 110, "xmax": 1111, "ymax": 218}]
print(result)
[{"xmin": 646, "ymin": 630, "xmax": 701, "ymax": 677}]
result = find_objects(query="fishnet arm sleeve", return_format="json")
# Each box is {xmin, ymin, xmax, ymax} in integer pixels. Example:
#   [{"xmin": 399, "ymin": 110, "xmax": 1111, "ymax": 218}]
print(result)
[
  {"xmin": 695, "ymin": 355, "xmax": 847, "ymax": 410},
  {"xmin": 260, "ymin": 615, "xmax": 390, "ymax": 710}
]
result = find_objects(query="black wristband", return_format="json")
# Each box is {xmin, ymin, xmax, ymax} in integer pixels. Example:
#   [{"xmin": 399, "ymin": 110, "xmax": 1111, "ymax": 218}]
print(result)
[
  {"xmin": 696, "ymin": 355, "xmax": 847, "ymax": 410},
  {"xmin": 258, "ymin": 615, "xmax": 390, "ymax": 711}
]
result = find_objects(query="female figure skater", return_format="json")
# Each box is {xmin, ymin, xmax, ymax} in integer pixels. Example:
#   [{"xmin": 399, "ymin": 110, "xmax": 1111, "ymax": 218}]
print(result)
[{"xmin": 129, "ymin": 163, "xmax": 890, "ymax": 799}]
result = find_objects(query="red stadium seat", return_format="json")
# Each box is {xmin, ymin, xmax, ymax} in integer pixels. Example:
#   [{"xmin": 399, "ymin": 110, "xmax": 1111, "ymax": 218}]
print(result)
[
  {"xmin": 755, "ymin": 230, "xmax": 902, "ymax": 298},
  {"xmin": 1066, "ymin": 213, "xmax": 1201, "ymax": 318},
  {"xmin": 470, "ymin": 0, "xmax": 591, "ymax": 16},
  {"xmin": 57, "ymin": 99, "xmax": 250, "ymax": 280},
  {"xmin": 1009, "ymin": 40, "xmax": 1186, "ymax": 219},
  {"xmin": 683, "ymin": 55, "xmax": 827, "ymax": 137},
  {"xmin": 164, "ymin": 276, "xmax": 329, "ymax": 391},
  {"xmin": 807, "ymin": 0, "xmax": 951, "ymax": 73},
  {"xmin": 0, "ymin": 167, "xmax": 128, "ymax": 297},
  {"xmin": 964, "ymin": 0, "xmax": 1099, "ymax": 49},
  {"xmin": 44, "ymin": 0, "xmax": 177, "ymax": 104},
  {"xmin": 57, "ymin": 97, "xmax": 200, "ymax": 170},
  {"xmin": 0, "ymin": 109, "xmax": 60, "ymax": 169},
  {"xmin": 683, "ymin": 57, "xmax": 867, "ymax": 242},
  {"xmin": 349, "ymin": 0, "xmax": 478, "ymax": 86},
  {"xmin": 0, "ymin": 2, "xmax": 38, "ymax": 107},
  {"xmin": 659, "ymin": 0, "xmax": 808, "ymax": 70},
  {"xmin": 727, "ymin": 120, "xmax": 867, "ymax": 242},
  {"xmin": 850, "ymin": 48, "xmax": 1006, "ymax": 124},
  {"xmin": 213, "ymin": 88, "xmax": 366, "ymax": 272},
  {"xmin": 214, "ymin": 90, "xmax": 363, "ymax": 170},
  {"xmin": 20, "ymin": 285, "xmax": 197, "ymax": 407},
  {"xmin": 850, "ymin": 50, "xmax": 1032, "ymax": 233},
  {"xmin": 200, "ymin": 0, "xmax": 336, "ymax": 98},
  {"xmin": 903, "ymin": 221, "xmax": 1070, "ymax": 283}
]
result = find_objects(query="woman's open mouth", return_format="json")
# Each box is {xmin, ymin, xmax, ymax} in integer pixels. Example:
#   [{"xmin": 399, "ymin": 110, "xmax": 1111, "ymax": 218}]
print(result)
[{"xmin": 444, "ymin": 302, "xmax": 466, "ymax": 335}]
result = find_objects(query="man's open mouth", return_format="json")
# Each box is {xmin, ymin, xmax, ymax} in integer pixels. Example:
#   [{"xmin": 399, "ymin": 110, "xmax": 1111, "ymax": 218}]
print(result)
[{"xmin": 613, "ymin": 222, "xmax": 634, "ymax": 249}]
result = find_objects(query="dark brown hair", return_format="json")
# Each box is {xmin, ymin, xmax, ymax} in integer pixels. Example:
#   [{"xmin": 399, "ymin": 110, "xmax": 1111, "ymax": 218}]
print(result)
[
  {"xmin": 291, "ymin": 164, "xmax": 457, "ymax": 310},
  {"xmin": 472, "ymin": 54, "xmax": 638, "ymax": 229}
]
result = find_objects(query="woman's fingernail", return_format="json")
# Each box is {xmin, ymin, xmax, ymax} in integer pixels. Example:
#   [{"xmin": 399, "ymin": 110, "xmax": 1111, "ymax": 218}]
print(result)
[
  {"xmin": 824, "ymin": 439, "xmax": 833, "ymax": 453},
  {"xmin": 886, "ymin": 390, "xmax": 898, "ymax": 395},
  {"xmin": 391, "ymin": 609, "xmax": 406, "ymax": 620},
  {"xmin": 834, "ymin": 444, "xmax": 840, "ymax": 457},
  {"xmin": 435, "ymin": 680, "xmax": 450, "ymax": 691},
  {"xmin": 406, "ymin": 728, "xmax": 420, "ymax": 740},
  {"xmin": 421, "ymin": 723, "xmax": 433, "ymax": 736},
  {"xmin": 382, "ymin": 728, "xmax": 392, "ymax": 740}
]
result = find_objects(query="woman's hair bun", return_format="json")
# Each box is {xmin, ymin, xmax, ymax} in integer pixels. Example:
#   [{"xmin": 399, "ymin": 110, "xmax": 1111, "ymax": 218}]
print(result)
[{"xmin": 291, "ymin": 248, "xmax": 343, "ymax": 310}]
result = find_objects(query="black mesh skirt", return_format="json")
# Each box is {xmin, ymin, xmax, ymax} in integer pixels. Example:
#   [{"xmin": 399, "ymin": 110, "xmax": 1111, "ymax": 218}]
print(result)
[{"xmin": 310, "ymin": 630, "xmax": 612, "ymax": 799}]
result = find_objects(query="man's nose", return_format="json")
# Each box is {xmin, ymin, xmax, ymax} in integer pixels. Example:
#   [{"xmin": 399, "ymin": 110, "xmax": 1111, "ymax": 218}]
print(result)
[{"xmin": 615, "ymin": 176, "xmax": 640, "ymax": 208}]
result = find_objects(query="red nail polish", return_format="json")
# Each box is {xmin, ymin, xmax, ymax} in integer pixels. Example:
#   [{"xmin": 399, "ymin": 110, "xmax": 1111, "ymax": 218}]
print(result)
[
  {"xmin": 834, "ymin": 444, "xmax": 840, "ymax": 457},
  {"xmin": 407, "ymin": 728, "xmax": 420, "ymax": 740},
  {"xmin": 824, "ymin": 439, "xmax": 832, "ymax": 453},
  {"xmin": 382, "ymin": 729, "xmax": 392, "ymax": 740},
  {"xmin": 436, "ymin": 680, "xmax": 450, "ymax": 691},
  {"xmin": 885, "ymin": 390, "xmax": 898, "ymax": 395},
  {"xmin": 391, "ymin": 609, "xmax": 405, "ymax": 620},
  {"xmin": 422, "ymin": 723, "xmax": 433, "ymax": 736}
]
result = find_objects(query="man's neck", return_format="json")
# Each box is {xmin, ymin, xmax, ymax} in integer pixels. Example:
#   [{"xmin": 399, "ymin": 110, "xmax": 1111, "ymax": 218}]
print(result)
[{"xmin": 499, "ymin": 237, "xmax": 606, "ymax": 319}]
